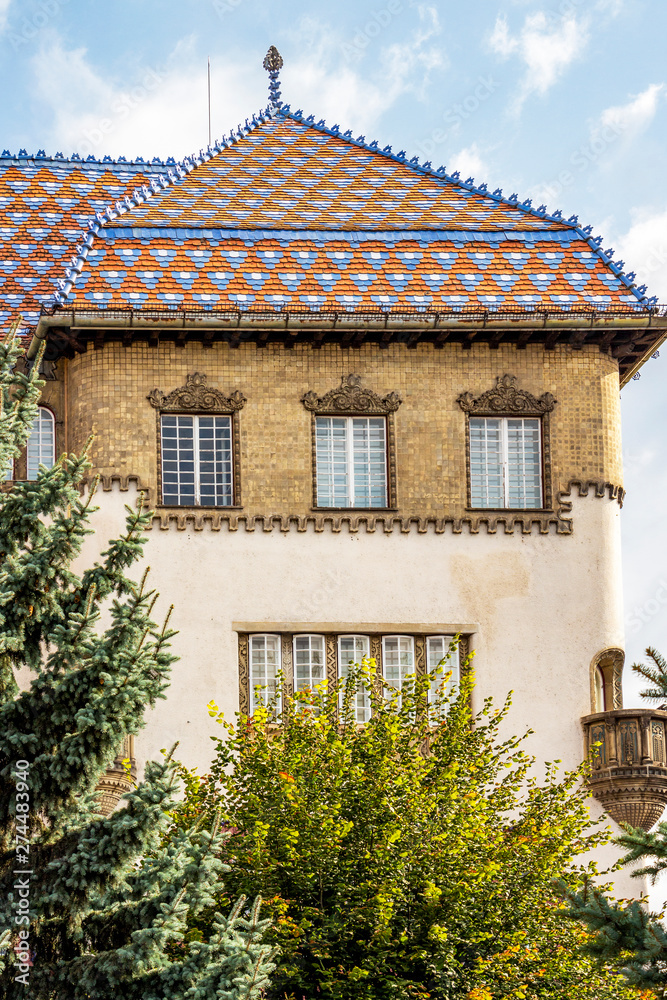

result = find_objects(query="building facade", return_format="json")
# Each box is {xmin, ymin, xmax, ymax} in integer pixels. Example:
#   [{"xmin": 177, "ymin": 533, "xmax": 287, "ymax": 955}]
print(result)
[{"xmin": 5, "ymin": 50, "xmax": 667, "ymax": 890}]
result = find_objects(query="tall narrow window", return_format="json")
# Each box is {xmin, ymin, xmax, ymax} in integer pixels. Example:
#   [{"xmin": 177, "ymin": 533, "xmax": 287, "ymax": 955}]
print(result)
[
  {"xmin": 382, "ymin": 635, "xmax": 415, "ymax": 696},
  {"xmin": 315, "ymin": 416, "xmax": 387, "ymax": 508},
  {"xmin": 427, "ymin": 635, "xmax": 460, "ymax": 710},
  {"xmin": 160, "ymin": 414, "xmax": 233, "ymax": 506},
  {"xmin": 469, "ymin": 417, "xmax": 542, "ymax": 509},
  {"xmin": 338, "ymin": 634, "xmax": 371, "ymax": 723},
  {"xmin": 594, "ymin": 666, "xmax": 606, "ymax": 713},
  {"xmin": 249, "ymin": 634, "xmax": 281, "ymax": 714},
  {"xmin": 293, "ymin": 634, "xmax": 326, "ymax": 692},
  {"xmin": 26, "ymin": 406, "xmax": 55, "ymax": 480}
]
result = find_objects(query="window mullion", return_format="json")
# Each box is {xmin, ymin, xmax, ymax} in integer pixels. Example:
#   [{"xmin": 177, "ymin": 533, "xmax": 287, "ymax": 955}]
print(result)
[
  {"xmin": 193, "ymin": 416, "xmax": 201, "ymax": 506},
  {"xmin": 502, "ymin": 418, "xmax": 509, "ymax": 508},
  {"xmin": 346, "ymin": 417, "xmax": 355, "ymax": 508}
]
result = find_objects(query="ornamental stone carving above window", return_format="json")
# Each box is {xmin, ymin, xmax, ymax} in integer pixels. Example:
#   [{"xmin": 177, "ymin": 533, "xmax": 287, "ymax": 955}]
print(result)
[
  {"xmin": 147, "ymin": 372, "xmax": 246, "ymax": 414},
  {"xmin": 301, "ymin": 374, "xmax": 402, "ymax": 415},
  {"xmin": 456, "ymin": 373, "xmax": 556, "ymax": 416}
]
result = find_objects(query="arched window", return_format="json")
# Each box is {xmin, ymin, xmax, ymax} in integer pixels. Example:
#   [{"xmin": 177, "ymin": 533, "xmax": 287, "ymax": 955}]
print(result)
[
  {"xmin": 590, "ymin": 648, "xmax": 624, "ymax": 713},
  {"xmin": 594, "ymin": 666, "xmax": 606, "ymax": 712},
  {"xmin": 27, "ymin": 407, "xmax": 55, "ymax": 480}
]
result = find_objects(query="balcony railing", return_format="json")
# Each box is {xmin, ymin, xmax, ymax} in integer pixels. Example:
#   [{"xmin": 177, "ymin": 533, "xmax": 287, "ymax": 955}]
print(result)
[{"xmin": 582, "ymin": 708, "xmax": 667, "ymax": 830}]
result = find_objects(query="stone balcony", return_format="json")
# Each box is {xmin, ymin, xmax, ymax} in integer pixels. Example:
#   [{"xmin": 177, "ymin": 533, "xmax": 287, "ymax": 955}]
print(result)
[
  {"xmin": 582, "ymin": 708, "xmax": 667, "ymax": 830},
  {"xmin": 95, "ymin": 735, "xmax": 137, "ymax": 815}
]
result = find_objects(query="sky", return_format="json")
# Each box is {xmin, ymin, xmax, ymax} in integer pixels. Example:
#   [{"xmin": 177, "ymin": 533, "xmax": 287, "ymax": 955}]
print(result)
[{"xmin": 0, "ymin": 0, "xmax": 666, "ymax": 702}]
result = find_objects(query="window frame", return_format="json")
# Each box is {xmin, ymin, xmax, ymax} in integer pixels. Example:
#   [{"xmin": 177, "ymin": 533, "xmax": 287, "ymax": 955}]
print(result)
[
  {"xmin": 313, "ymin": 414, "xmax": 390, "ymax": 510},
  {"xmin": 292, "ymin": 633, "xmax": 327, "ymax": 693},
  {"xmin": 148, "ymin": 373, "xmax": 245, "ymax": 510},
  {"xmin": 248, "ymin": 633, "xmax": 283, "ymax": 715},
  {"xmin": 458, "ymin": 375, "xmax": 555, "ymax": 513},
  {"xmin": 338, "ymin": 633, "xmax": 372, "ymax": 723},
  {"xmin": 468, "ymin": 415, "xmax": 544, "ymax": 510},
  {"xmin": 238, "ymin": 629, "xmax": 471, "ymax": 720},
  {"xmin": 26, "ymin": 405, "xmax": 56, "ymax": 480},
  {"xmin": 159, "ymin": 412, "xmax": 236, "ymax": 508},
  {"xmin": 309, "ymin": 410, "xmax": 398, "ymax": 510},
  {"xmin": 426, "ymin": 634, "xmax": 460, "ymax": 710}
]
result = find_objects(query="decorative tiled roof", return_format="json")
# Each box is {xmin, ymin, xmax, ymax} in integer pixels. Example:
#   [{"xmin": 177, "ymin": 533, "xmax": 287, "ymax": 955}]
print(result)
[
  {"xmin": 51, "ymin": 110, "xmax": 647, "ymax": 319},
  {"xmin": 0, "ymin": 154, "xmax": 170, "ymax": 330},
  {"xmin": 2, "ymin": 52, "xmax": 664, "ymax": 382}
]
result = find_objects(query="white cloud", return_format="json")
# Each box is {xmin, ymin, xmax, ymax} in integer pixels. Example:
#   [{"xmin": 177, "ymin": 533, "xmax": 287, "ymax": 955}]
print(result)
[
  {"xmin": 281, "ymin": 8, "xmax": 446, "ymax": 132},
  {"xmin": 446, "ymin": 143, "xmax": 487, "ymax": 181},
  {"xmin": 30, "ymin": 9, "xmax": 446, "ymax": 160},
  {"xmin": 0, "ymin": 0, "xmax": 11, "ymax": 33},
  {"xmin": 599, "ymin": 83, "xmax": 664, "ymax": 136},
  {"xmin": 595, "ymin": 0, "xmax": 624, "ymax": 13},
  {"xmin": 31, "ymin": 36, "xmax": 267, "ymax": 160},
  {"xmin": 489, "ymin": 10, "xmax": 589, "ymax": 114},
  {"xmin": 614, "ymin": 209, "xmax": 667, "ymax": 302}
]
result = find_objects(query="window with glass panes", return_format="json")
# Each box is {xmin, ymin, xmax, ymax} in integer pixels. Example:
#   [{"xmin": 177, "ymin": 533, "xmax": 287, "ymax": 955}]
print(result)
[
  {"xmin": 160, "ymin": 414, "xmax": 233, "ymax": 506},
  {"xmin": 249, "ymin": 634, "xmax": 281, "ymax": 713},
  {"xmin": 293, "ymin": 634, "xmax": 326, "ymax": 692},
  {"xmin": 315, "ymin": 416, "xmax": 387, "ymax": 507},
  {"xmin": 26, "ymin": 407, "xmax": 55, "ymax": 480},
  {"xmin": 382, "ymin": 635, "xmax": 415, "ymax": 695},
  {"xmin": 469, "ymin": 416, "xmax": 542, "ymax": 509},
  {"xmin": 338, "ymin": 635, "xmax": 371, "ymax": 723},
  {"xmin": 426, "ymin": 635, "xmax": 459, "ymax": 711}
]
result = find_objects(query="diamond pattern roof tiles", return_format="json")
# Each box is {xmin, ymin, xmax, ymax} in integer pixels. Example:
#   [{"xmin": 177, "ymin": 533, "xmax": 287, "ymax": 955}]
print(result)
[
  {"xmin": 0, "ymin": 105, "xmax": 658, "ymax": 356},
  {"xmin": 0, "ymin": 155, "xmax": 168, "ymax": 328}
]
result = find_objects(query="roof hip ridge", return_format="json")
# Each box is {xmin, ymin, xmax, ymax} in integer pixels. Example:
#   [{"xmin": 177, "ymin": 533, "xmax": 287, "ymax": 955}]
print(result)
[{"xmin": 52, "ymin": 104, "xmax": 277, "ymax": 306}]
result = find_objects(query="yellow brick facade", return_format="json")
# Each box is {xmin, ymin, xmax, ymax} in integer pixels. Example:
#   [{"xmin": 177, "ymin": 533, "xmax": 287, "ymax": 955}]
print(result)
[{"xmin": 44, "ymin": 339, "xmax": 622, "ymax": 530}]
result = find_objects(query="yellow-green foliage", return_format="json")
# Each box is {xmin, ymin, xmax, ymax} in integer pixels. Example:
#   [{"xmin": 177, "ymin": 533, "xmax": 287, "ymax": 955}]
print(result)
[{"xmin": 170, "ymin": 654, "xmax": 648, "ymax": 999}]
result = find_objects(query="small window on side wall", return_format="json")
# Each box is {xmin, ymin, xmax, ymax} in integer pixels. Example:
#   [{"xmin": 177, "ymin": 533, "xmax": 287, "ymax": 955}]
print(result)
[
  {"xmin": 27, "ymin": 406, "xmax": 55, "ymax": 479},
  {"xmin": 147, "ymin": 373, "xmax": 246, "ymax": 508},
  {"xmin": 302, "ymin": 374, "xmax": 402, "ymax": 510},
  {"xmin": 457, "ymin": 374, "xmax": 556, "ymax": 512}
]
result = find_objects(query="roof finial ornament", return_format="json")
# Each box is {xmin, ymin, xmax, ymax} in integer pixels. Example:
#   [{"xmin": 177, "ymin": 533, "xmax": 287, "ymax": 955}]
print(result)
[{"xmin": 263, "ymin": 45, "xmax": 283, "ymax": 110}]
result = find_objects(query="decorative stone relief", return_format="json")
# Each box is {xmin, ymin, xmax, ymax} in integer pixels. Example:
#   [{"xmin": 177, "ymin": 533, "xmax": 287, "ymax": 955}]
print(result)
[
  {"xmin": 457, "ymin": 373, "xmax": 557, "ymax": 415},
  {"xmin": 147, "ymin": 372, "xmax": 246, "ymax": 413},
  {"xmin": 302, "ymin": 373, "xmax": 402, "ymax": 414}
]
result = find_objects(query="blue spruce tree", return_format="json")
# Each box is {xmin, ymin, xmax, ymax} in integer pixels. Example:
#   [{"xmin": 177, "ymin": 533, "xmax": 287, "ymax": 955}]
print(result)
[{"xmin": 0, "ymin": 320, "xmax": 276, "ymax": 999}]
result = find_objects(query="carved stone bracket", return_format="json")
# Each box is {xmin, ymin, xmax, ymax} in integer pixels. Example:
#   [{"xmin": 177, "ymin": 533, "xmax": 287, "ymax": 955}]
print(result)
[
  {"xmin": 457, "ymin": 374, "xmax": 557, "ymax": 415},
  {"xmin": 302, "ymin": 374, "xmax": 402, "ymax": 414},
  {"xmin": 148, "ymin": 372, "xmax": 246, "ymax": 413}
]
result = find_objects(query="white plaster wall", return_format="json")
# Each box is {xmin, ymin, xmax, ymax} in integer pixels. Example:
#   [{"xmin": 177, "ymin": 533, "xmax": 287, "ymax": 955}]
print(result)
[{"xmin": 73, "ymin": 484, "xmax": 640, "ymax": 896}]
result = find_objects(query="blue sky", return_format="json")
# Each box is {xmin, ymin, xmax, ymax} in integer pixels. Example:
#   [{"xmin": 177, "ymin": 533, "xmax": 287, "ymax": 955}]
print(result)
[{"xmin": 1, "ymin": 0, "xmax": 666, "ymax": 702}]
